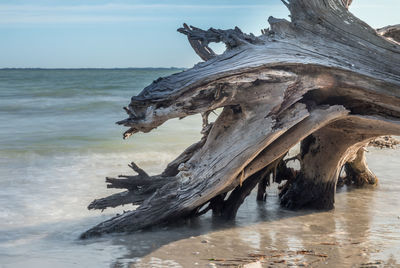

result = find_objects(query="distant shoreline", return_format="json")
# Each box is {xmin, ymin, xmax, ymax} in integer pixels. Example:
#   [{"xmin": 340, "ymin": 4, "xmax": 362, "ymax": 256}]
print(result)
[{"xmin": 0, "ymin": 67, "xmax": 186, "ymax": 70}]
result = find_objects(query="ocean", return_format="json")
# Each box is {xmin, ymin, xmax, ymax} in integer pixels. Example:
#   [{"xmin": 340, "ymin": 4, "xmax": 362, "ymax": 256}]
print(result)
[{"xmin": 0, "ymin": 69, "xmax": 399, "ymax": 267}]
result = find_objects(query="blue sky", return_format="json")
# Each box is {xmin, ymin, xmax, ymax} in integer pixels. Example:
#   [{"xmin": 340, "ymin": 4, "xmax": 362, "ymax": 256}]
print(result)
[{"xmin": 0, "ymin": 0, "xmax": 399, "ymax": 68}]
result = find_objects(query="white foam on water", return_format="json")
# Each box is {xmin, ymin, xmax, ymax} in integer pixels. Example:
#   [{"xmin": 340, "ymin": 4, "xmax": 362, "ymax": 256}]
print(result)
[{"xmin": 0, "ymin": 150, "xmax": 183, "ymax": 229}]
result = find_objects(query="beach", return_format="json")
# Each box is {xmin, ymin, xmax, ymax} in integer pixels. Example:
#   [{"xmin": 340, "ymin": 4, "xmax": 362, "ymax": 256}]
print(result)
[{"xmin": 0, "ymin": 69, "xmax": 399, "ymax": 267}]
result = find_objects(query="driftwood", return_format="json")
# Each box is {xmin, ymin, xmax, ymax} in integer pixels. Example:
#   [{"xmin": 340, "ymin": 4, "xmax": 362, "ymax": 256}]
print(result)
[
  {"xmin": 377, "ymin": 25, "xmax": 400, "ymax": 44},
  {"xmin": 369, "ymin": 136, "xmax": 400, "ymax": 149},
  {"xmin": 81, "ymin": 0, "xmax": 400, "ymax": 238}
]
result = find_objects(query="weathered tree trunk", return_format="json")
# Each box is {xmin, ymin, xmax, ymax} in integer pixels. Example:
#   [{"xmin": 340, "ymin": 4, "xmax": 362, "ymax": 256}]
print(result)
[
  {"xmin": 280, "ymin": 126, "xmax": 376, "ymax": 210},
  {"xmin": 81, "ymin": 0, "xmax": 400, "ymax": 238}
]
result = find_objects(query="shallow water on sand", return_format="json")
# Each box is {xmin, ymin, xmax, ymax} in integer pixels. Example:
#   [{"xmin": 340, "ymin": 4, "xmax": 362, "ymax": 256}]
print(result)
[
  {"xmin": 131, "ymin": 148, "xmax": 400, "ymax": 267},
  {"xmin": 0, "ymin": 69, "xmax": 399, "ymax": 267}
]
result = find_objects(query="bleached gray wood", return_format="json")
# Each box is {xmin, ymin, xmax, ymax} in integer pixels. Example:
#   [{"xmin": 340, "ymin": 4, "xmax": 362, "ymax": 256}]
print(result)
[{"xmin": 82, "ymin": 0, "xmax": 400, "ymax": 238}]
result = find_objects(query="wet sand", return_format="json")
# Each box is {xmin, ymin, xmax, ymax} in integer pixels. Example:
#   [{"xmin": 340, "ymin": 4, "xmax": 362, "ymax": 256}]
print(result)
[
  {"xmin": 0, "ymin": 148, "xmax": 398, "ymax": 268},
  {"xmin": 113, "ymin": 148, "xmax": 399, "ymax": 268}
]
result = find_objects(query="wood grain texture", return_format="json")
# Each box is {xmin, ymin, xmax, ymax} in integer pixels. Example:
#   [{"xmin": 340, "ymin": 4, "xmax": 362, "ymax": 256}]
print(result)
[{"xmin": 82, "ymin": 0, "xmax": 400, "ymax": 238}]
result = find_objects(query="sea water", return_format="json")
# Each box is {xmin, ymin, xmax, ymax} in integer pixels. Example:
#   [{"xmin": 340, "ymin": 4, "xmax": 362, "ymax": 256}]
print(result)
[{"xmin": 0, "ymin": 69, "xmax": 399, "ymax": 267}]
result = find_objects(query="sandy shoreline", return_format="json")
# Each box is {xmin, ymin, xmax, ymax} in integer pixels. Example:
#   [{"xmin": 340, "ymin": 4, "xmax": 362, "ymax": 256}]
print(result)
[
  {"xmin": 125, "ymin": 148, "xmax": 400, "ymax": 268},
  {"xmin": 130, "ymin": 193, "xmax": 397, "ymax": 267}
]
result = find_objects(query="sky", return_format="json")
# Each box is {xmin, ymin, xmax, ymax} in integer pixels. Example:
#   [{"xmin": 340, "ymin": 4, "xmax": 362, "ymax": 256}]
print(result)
[{"xmin": 0, "ymin": 0, "xmax": 399, "ymax": 68}]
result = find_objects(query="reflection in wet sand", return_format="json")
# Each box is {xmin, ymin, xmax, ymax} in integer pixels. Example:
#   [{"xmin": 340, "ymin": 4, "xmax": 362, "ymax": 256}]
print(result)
[
  {"xmin": 0, "ymin": 149, "xmax": 398, "ymax": 268},
  {"xmin": 110, "ymin": 148, "xmax": 399, "ymax": 268}
]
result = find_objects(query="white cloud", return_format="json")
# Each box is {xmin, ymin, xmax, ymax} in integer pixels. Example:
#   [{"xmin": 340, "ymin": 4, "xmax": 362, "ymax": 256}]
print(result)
[
  {"xmin": 0, "ymin": 3, "xmax": 273, "ymax": 12},
  {"xmin": 0, "ymin": 3, "xmax": 273, "ymax": 24},
  {"xmin": 0, "ymin": 15, "xmax": 168, "ymax": 24}
]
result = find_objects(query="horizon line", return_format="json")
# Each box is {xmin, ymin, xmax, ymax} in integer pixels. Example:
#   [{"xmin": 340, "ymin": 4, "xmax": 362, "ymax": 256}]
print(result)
[{"xmin": 0, "ymin": 67, "xmax": 187, "ymax": 70}]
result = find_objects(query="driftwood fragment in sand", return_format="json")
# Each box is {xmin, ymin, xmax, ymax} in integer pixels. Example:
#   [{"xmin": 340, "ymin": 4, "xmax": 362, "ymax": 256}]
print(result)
[{"xmin": 369, "ymin": 136, "xmax": 400, "ymax": 149}]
